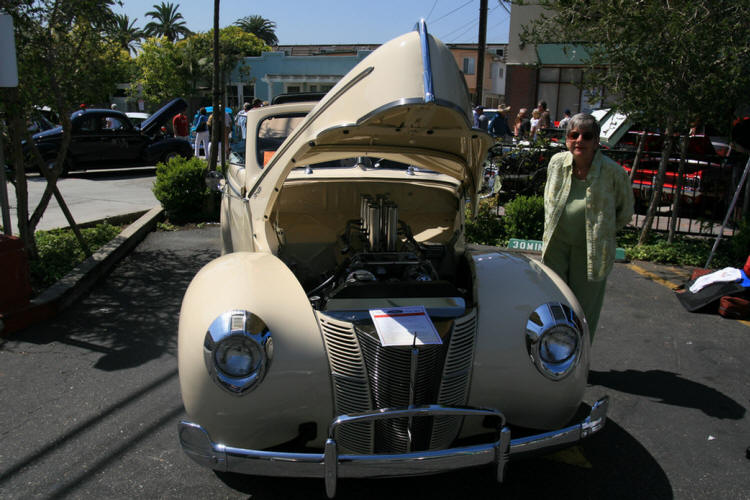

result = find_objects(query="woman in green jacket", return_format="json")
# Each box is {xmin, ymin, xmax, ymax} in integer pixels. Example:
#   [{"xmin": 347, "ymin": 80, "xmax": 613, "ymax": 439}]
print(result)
[{"xmin": 542, "ymin": 113, "xmax": 634, "ymax": 340}]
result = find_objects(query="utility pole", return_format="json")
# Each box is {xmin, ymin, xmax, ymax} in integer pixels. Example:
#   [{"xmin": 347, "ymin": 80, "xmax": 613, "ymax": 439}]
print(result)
[
  {"xmin": 475, "ymin": 0, "xmax": 488, "ymax": 106},
  {"xmin": 210, "ymin": 0, "xmax": 220, "ymax": 171}
]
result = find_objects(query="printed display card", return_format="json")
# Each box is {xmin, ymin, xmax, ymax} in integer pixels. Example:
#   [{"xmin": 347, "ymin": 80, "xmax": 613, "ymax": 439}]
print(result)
[{"xmin": 368, "ymin": 306, "xmax": 442, "ymax": 347}]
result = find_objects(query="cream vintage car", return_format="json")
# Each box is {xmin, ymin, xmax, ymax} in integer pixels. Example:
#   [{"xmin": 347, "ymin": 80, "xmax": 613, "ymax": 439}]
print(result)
[{"xmin": 177, "ymin": 21, "xmax": 608, "ymax": 498}]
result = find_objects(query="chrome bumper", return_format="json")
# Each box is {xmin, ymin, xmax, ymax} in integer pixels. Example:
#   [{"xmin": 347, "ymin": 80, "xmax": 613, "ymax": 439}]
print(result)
[{"xmin": 179, "ymin": 397, "xmax": 608, "ymax": 498}]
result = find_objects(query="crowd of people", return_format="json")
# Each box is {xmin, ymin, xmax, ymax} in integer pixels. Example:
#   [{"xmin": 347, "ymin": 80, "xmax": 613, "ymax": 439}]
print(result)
[
  {"xmin": 165, "ymin": 98, "xmax": 265, "ymax": 159},
  {"xmin": 473, "ymin": 100, "xmax": 574, "ymax": 142}
]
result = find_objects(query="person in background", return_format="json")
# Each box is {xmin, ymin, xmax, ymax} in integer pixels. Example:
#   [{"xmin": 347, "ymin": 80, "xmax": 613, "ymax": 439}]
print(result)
[
  {"xmin": 105, "ymin": 103, "xmax": 118, "ymax": 129},
  {"xmin": 476, "ymin": 106, "xmax": 489, "ymax": 130},
  {"xmin": 514, "ymin": 108, "xmax": 530, "ymax": 138},
  {"xmin": 537, "ymin": 100, "xmax": 551, "ymax": 129},
  {"xmin": 235, "ymin": 102, "xmax": 251, "ymax": 141},
  {"xmin": 488, "ymin": 105, "xmax": 512, "ymax": 140},
  {"xmin": 252, "ymin": 98, "xmax": 262, "ymax": 109},
  {"xmin": 529, "ymin": 109, "xmax": 541, "ymax": 141},
  {"xmin": 541, "ymin": 113, "xmax": 634, "ymax": 341},
  {"xmin": 193, "ymin": 107, "xmax": 209, "ymax": 158},
  {"xmin": 172, "ymin": 110, "xmax": 189, "ymax": 141},
  {"xmin": 559, "ymin": 109, "xmax": 573, "ymax": 129},
  {"xmin": 207, "ymin": 109, "xmax": 232, "ymax": 158}
]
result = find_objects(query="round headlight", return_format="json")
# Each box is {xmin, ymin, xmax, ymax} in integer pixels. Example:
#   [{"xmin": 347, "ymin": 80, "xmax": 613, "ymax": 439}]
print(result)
[
  {"xmin": 214, "ymin": 335, "xmax": 259, "ymax": 377},
  {"xmin": 539, "ymin": 326, "xmax": 578, "ymax": 364},
  {"xmin": 526, "ymin": 303, "xmax": 583, "ymax": 380},
  {"xmin": 203, "ymin": 310, "xmax": 273, "ymax": 395}
]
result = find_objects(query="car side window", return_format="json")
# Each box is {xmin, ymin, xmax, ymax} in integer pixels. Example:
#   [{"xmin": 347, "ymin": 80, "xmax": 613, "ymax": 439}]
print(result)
[
  {"xmin": 104, "ymin": 116, "xmax": 126, "ymax": 131},
  {"xmin": 75, "ymin": 115, "xmax": 98, "ymax": 132},
  {"xmin": 256, "ymin": 114, "xmax": 306, "ymax": 166}
]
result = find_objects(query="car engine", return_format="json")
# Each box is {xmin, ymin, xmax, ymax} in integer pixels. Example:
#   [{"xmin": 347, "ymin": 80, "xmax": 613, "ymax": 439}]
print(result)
[{"xmin": 298, "ymin": 193, "xmax": 467, "ymax": 315}]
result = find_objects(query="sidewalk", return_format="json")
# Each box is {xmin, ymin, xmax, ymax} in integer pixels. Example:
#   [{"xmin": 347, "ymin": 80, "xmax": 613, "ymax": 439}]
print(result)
[{"xmin": 6, "ymin": 168, "xmax": 158, "ymax": 232}]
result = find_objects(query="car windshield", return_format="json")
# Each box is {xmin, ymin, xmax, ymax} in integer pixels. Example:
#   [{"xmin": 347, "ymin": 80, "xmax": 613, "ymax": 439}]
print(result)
[{"xmin": 252, "ymin": 113, "xmax": 435, "ymax": 173}]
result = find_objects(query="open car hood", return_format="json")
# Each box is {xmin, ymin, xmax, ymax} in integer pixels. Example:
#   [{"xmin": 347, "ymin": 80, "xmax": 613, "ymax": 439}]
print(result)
[
  {"xmin": 247, "ymin": 21, "xmax": 493, "ymax": 216},
  {"xmin": 140, "ymin": 98, "xmax": 187, "ymax": 135}
]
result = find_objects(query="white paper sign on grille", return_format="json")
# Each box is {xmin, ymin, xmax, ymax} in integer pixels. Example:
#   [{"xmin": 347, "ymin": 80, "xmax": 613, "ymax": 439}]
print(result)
[{"xmin": 369, "ymin": 305, "xmax": 442, "ymax": 347}]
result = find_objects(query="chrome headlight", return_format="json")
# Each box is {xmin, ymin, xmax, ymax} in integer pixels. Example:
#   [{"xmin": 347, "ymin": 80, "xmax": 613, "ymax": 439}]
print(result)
[
  {"xmin": 526, "ymin": 302, "xmax": 583, "ymax": 380},
  {"xmin": 203, "ymin": 310, "xmax": 273, "ymax": 395}
]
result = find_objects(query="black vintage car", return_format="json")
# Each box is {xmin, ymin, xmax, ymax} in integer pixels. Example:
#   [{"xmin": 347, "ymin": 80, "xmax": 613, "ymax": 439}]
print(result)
[{"xmin": 26, "ymin": 98, "xmax": 192, "ymax": 174}]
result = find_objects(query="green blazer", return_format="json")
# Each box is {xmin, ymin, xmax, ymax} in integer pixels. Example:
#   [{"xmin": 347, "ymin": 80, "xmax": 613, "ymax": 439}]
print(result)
[{"xmin": 542, "ymin": 150, "xmax": 634, "ymax": 281}]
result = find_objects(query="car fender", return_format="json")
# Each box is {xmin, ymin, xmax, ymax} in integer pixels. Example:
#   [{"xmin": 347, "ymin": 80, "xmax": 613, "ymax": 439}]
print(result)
[
  {"xmin": 178, "ymin": 251, "xmax": 333, "ymax": 450},
  {"xmin": 465, "ymin": 248, "xmax": 590, "ymax": 431},
  {"xmin": 144, "ymin": 138, "xmax": 192, "ymax": 163}
]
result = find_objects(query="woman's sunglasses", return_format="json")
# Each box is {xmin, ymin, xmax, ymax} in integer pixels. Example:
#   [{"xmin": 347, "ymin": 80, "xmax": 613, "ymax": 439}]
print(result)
[{"xmin": 567, "ymin": 131, "xmax": 595, "ymax": 141}]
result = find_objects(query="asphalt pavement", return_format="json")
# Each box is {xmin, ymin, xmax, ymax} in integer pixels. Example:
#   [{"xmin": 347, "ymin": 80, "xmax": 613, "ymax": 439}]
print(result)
[{"xmin": 0, "ymin": 226, "xmax": 749, "ymax": 499}]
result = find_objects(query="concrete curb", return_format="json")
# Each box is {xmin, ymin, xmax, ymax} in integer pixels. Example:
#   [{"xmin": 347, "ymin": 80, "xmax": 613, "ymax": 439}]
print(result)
[{"xmin": 0, "ymin": 206, "xmax": 164, "ymax": 336}]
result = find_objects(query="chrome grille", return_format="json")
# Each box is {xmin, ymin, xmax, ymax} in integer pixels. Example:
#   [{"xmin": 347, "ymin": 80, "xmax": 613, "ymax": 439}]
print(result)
[
  {"xmin": 431, "ymin": 309, "xmax": 477, "ymax": 449},
  {"xmin": 317, "ymin": 310, "xmax": 477, "ymax": 454},
  {"xmin": 317, "ymin": 315, "xmax": 373, "ymax": 453},
  {"xmin": 358, "ymin": 330, "xmax": 445, "ymax": 452}
]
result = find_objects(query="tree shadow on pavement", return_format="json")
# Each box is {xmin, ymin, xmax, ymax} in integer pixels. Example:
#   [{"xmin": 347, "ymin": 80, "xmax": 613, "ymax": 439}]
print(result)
[
  {"xmin": 9, "ymin": 228, "xmax": 220, "ymax": 370},
  {"xmin": 589, "ymin": 369, "xmax": 746, "ymax": 419},
  {"xmin": 215, "ymin": 418, "xmax": 672, "ymax": 500}
]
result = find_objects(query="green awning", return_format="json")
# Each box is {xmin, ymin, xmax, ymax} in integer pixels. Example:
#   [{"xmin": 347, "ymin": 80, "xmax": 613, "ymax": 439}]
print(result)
[{"xmin": 536, "ymin": 44, "xmax": 591, "ymax": 65}]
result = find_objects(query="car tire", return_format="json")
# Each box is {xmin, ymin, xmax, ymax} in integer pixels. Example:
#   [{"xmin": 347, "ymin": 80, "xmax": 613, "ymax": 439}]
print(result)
[{"xmin": 161, "ymin": 150, "xmax": 180, "ymax": 163}]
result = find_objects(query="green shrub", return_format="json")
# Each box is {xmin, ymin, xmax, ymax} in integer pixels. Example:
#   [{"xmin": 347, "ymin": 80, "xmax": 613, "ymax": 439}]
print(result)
[
  {"xmin": 504, "ymin": 194, "xmax": 544, "ymax": 240},
  {"xmin": 30, "ymin": 223, "xmax": 122, "ymax": 292},
  {"xmin": 465, "ymin": 198, "xmax": 507, "ymax": 245},
  {"xmin": 617, "ymin": 226, "xmax": 744, "ymax": 268},
  {"xmin": 152, "ymin": 156, "xmax": 218, "ymax": 224}
]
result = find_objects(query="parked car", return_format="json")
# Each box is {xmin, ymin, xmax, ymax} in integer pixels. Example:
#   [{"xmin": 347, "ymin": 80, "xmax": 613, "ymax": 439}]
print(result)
[
  {"xmin": 177, "ymin": 21, "xmax": 608, "ymax": 498},
  {"xmin": 595, "ymin": 109, "xmax": 735, "ymax": 207},
  {"xmin": 23, "ymin": 98, "xmax": 192, "ymax": 174}
]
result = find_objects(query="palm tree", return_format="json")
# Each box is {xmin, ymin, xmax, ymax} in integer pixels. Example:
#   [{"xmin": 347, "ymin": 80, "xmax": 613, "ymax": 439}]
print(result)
[
  {"xmin": 144, "ymin": 2, "xmax": 192, "ymax": 42},
  {"xmin": 106, "ymin": 13, "xmax": 142, "ymax": 54},
  {"xmin": 234, "ymin": 15, "xmax": 278, "ymax": 46}
]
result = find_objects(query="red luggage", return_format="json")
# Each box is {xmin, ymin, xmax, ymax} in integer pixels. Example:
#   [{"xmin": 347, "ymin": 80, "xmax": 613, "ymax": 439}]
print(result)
[{"xmin": 718, "ymin": 296, "xmax": 750, "ymax": 320}]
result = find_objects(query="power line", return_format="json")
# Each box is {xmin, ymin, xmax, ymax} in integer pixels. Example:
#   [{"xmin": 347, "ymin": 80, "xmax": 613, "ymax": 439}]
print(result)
[
  {"xmin": 426, "ymin": 0, "xmax": 439, "ymax": 20},
  {"xmin": 443, "ymin": 3, "xmax": 506, "ymax": 43},
  {"xmin": 430, "ymin": 0, "xmax": 475, "ymax": 25}
]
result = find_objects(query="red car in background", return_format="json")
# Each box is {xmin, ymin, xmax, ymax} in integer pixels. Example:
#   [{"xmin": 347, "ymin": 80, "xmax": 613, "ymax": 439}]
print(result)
[{"xmin": 595, "ymin": 110, "xmax": 735, "ymax": 207}]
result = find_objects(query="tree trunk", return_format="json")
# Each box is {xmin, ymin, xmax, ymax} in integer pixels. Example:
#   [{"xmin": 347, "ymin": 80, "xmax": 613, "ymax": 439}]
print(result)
[
  {"xmin": 667, "ymin": 133, "xmax": 689, "ymax": 243},
  {"xmin": 629, "ymin": 131, "xmax": 645, "ymax": 182},
  {"xmin": 638, "ymin": 122, "xmax": 674, "ymax": 245},
  {"xmin": 209, "ymin": 0, "xmax": 220, "ymax": 172},
  {"xmin": 5, "ymin": 88, "xmax": 35, "ymax": 258}
]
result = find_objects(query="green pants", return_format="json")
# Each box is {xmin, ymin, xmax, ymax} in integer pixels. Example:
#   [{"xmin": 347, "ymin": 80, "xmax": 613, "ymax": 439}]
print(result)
[{"xmin": 543, "ymin": 239, "xmax": 607, "ymax": 341}]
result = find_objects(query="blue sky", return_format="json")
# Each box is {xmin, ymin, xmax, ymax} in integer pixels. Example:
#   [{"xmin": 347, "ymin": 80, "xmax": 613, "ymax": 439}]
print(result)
[{"xmin": 115, "ymin": 0, "xmax": 511, "ymax": 45}]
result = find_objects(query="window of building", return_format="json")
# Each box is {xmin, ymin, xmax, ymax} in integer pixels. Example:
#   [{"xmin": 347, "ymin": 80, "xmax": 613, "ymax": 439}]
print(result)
[
  {"xmin": 242, "ymin": 84, "xmax": 254, "ymax": 103},
  {"xmin": 226, "ymin": 85, "xmax": 239, "ymax": 109},
  {"xmin": 463, "ymin": 57, "xmax": 475, "ymax": 75},
  {"xmin": 286, "ymin": 85, "xmax": 301, "ymax": 93},
  {"xmin": 536, "ymin": 67, "xmax": 588, "ymax": 121}
]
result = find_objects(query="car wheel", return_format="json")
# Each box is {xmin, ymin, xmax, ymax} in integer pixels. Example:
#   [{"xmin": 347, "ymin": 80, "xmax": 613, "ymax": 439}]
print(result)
[{"xmin": 162, "ymin": 150, "xmax": 180, "ymax": 163}]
